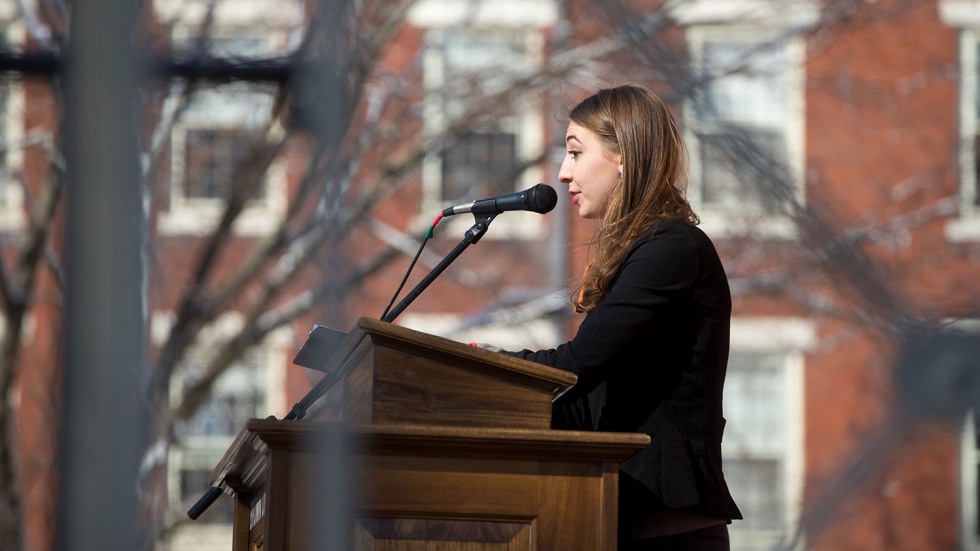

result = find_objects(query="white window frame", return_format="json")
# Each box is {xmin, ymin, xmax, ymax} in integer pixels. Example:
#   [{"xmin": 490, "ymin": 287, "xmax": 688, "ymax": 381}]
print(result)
[
  {"xmin": 0, "ymin": 14, "xmax": 25, "ymax": 232},
  {"xmin": 152, "ymin": 311, "xmax": 290, "ymax": 547},
  {"xmin": 160, "ymin": 86, "xmax": 288, "ymax": 237},
  {"xmin": 940, "ymin": 1, "xmax": 980, "ymax": 241},
  {"xmin": 411, "ymin": 1, "xmax": 554, "ymax": 239},
  {"xmin": 726, "ymin": 317, "xmax": 812, "ymax": 551},
  {"xmin": 677, "ymin": 0, "xmax": 814, "ymax": 239},
  {"xmin": 154, "ymin": 1, "xmax": 299, "ymax": 237},
  {"xmin": 950, "ymin": 318, "xmax": 980, "ymax": 550},
  {"xmin": 154, "ymin": 0, "xmax": 304, "ymax": 33},
  {"xmin": 963, "ymin": 410, "xmax": 980, "ymax": 551},
  {"xmin": 399, "ymin": 310, "xmax": 562, "ymax": 353}
]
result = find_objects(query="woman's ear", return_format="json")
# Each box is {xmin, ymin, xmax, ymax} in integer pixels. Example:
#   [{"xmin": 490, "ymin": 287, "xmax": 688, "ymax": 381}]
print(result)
[{"xmin": 618, "ymin": 160, "xmax": 624, "ymax": 177}]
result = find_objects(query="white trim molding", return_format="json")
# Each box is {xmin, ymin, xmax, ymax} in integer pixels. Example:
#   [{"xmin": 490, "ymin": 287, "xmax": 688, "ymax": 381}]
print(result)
[
  {"xmin": 408, "ymin": 0, "xmax": 558, "ymax": 28},
  {"xmin": 946, "ymin": 28, "xmax": 980, "ymax": 241},
  {"xmin": 941, "ymin": 0, "xmax": 980, "ymax": 27},
  {"xmin": 683, "ymin": 25, "xmax": 807, "ymax": 239},
  {"xmin": 0, "ymin": 20, "xmax": 26, "ymax": 232},
  {"xmin": 669, "ymin": 0, "xmax": 819, "ymax": 28},
  {"xmin": 726, "ymin": 316, "xmax": 812, "ymax": 551}
]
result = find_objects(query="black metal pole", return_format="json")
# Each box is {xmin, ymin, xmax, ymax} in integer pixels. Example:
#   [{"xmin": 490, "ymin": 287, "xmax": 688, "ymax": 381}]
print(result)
[{"xmin": 60, "ymin": 0, "xmax": 146, "ymax": 548}]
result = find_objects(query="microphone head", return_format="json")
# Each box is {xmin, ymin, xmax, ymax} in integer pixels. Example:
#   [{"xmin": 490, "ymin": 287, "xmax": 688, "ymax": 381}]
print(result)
[{"xmin": 526, "ymin": 183, "xmax": 558, "ymax": 214}]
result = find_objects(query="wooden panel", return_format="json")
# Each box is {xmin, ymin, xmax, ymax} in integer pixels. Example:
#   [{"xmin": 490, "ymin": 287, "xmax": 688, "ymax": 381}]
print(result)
[
  {"xmin": 318, "ymin": 318, "xmax": 576, "ymax": 430},
  {"xmin": 355, "ymin": 455, "xmax": 608, "ymax": 550},
  {"xmin": 265, "ymin": 449, "xmax": 290, "ymax": 551},
  {"xmin": 353, "ymin": 517, "xmax": 533, "ymax": 550},
  {"xmin": 342, "ymin": 349, "xmax": 377, "ymax": 423},
  {"xmin": 355, "ymin": 318, "xmax": 575, "ymax": 394},
  {"xmin": 369, "ymin": 346, "xmax": 551, "ymax": 429},
  {"xmin": 238, "ymin": 422, "xmax": 646, "ymax": 550}
]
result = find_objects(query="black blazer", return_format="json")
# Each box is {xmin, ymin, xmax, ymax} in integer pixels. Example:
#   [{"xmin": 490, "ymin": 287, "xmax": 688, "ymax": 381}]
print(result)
[{"xmin": 507, "ymin": 219, "xmax": 742, "ymax": 521}]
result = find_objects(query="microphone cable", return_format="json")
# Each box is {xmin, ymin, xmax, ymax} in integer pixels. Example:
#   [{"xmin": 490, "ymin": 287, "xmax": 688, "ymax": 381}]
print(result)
[{"xmin": 380, "ymin": 213, "xmax": 444, "ymax": 321}]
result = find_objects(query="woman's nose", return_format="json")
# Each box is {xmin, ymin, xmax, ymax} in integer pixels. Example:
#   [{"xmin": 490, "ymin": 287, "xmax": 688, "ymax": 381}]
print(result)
[{"xmin": 558, "ymin": 159, "xmax": 572, "ymax": 184}]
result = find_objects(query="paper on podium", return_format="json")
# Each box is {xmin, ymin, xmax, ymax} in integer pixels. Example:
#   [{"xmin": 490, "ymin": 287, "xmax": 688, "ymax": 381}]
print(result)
[{"xmin": 292, "ymin": 324, "xmax": 347, "ymax": 372}]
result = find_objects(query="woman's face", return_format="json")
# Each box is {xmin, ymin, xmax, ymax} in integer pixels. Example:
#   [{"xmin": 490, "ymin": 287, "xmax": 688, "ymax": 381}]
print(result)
[{"xmin": 559, "ymin": 122, "xmax": 623, "ymax": 219}]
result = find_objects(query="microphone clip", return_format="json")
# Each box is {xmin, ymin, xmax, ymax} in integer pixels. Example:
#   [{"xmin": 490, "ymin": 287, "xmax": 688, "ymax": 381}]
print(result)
[{"xmin": 463, "ymin": 213, "xmax": 497, "ymax": 245}]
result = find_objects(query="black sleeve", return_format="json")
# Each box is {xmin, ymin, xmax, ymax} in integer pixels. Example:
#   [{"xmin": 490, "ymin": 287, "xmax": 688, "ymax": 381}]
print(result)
[{"xmin": 506, "ymin": 225, "xmax": 700, "ymax": 401}]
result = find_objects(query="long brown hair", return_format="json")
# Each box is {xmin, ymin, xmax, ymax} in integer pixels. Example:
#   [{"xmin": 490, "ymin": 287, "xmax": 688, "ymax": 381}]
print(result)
[{"xmin": 571, "ymin": 84, "xmax": 699, "ymax": 313}]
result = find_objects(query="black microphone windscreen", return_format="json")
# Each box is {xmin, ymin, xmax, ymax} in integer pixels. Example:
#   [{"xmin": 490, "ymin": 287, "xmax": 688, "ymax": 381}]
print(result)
[{"xmin": 528, "ymin": 184, "xmax": 558, "ymax": 214}]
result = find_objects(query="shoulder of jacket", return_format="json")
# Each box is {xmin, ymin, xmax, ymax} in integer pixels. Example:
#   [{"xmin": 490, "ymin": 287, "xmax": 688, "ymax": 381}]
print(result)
[{"xmin": 631, "ymin": 219, "xmax": 699, "ymax": 250}]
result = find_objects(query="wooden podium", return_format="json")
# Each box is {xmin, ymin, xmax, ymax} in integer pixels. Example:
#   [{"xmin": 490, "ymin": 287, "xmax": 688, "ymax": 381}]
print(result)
[{"xmin": 207, "ymin": 318, "xmax": 650, "ymax": 550}]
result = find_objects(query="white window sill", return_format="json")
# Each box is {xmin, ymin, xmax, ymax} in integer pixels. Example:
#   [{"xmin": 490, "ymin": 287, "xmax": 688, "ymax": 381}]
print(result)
[
  {"xmin": 408, "ymin": 0, "xmax": 558, "ymax": 28},
  {"xmin": 154, "ymin": 0, "xmax": 303, "ymax": 26},
  {"xmin": 158, "ymin": 524, "xmax": 234, "ymax": 551},
  {"xmin": 941, "ymin": 0, "xmax": 980, "ymax": 27},
  {"xmin": 398, "ymin": 311, "xmax": 561, "ymax": 351},
  {"xmin": 697, "ymin": 212, "xmax": 799, "ymax": 241},
  {"xmin": 158, "ymin": 206, "xmax": 282, "ymax": 237},
  {"xmin": 0, "ymin": 206, "xmax": 24, "ymax": 232},
  {"xmin": 946, "ymin": 218, "xmax": 980, "ymax": 242},
  {"xmin": 670, "ymin": 0, "xmax": 819, "ymax": 28}
]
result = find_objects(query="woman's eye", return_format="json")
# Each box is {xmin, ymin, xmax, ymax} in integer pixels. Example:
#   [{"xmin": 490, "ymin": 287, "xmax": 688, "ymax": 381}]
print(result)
[{"xmin": 568, "ymin": 150, "xmax": 580, "ymax": 159}]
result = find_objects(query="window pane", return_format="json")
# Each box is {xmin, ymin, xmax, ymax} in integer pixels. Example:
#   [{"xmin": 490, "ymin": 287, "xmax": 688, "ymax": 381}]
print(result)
[
  {"xmin": 183, "ymin": 128, "xmax": 255, "ymax": 201},
  {"xmin": 700, "ymin": 41, "xmax": 788, "ymax": 126},
  {"xmin": 973, "ymin": 409, "xmax": 980, "ymax": 450},
  {"xmin": 174, "ymin": 351, "xmax": 266, "ymax": 439},
  {"xmin": 0, "ymin": 30, "xmax": 11, "ymax": 209},
  {"xmin": 695, "ymin": 39, "xmax": 791, "ymax": 213},
  {"xmin": 974, "ymin": 134, "xmax": 980, "ymax": 208},
  {"xmin": 724, "ymin": 458, "xmax": 785, "ymax": 531},
  {"xmin": 975, "ymin": 41, "xmax": 980, "ymax": 116},
  {"xmin": 724, "ymin": 350, "xmax": 791, "ymax": 540},
  {"xmin": 442, "ymin": 131, "xmax": 517, "ymax": 202},
  {"xmin": 700, "ymin": 128, "xmax": 786, "ymax": 212},
  {"xmin": 433, "ymin": 30, "xmax": 527, "ymax": 203},
  {"xmin": 976, "ymin": 460, "xmax": 980, "ymax": 538},
  {"xmin": 724, "ymin": 351, "xmax": 786, "ymax": 454},
  {"xmin": 443, "ymin": 32, "xmax": 527, "ymax": 102},
  {"xmin": 0, "ymin": 78, "xmax": 10, "ymax": 208}
]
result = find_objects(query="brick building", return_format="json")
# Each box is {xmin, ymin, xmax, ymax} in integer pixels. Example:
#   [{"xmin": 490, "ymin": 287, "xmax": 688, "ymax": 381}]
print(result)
[{"xmin": 3, "ymin": 1, "xmax": 980, "ymax": 550}]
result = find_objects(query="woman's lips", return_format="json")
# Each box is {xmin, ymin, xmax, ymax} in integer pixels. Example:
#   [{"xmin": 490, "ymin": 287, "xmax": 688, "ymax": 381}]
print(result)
[{"xmin": 570, "ymin": 192, "xmax": 581, "ymax": 204}]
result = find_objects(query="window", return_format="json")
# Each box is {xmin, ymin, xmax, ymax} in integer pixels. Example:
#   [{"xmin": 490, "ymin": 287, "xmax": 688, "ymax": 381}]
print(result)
[
  {"xmin": 963, "ymin": 410, "xmax": 980, "ymax": 550},
  {"xmin": 938, "ymin": 1, "xmax": 980, "ymax": 240},
  {"xmin": 412, "ymin": 0, "xmax": 555, "ymax": 238},
  {"xmin": 399, "ymin": 309, "xmax": 562, "ymax": 353},
  {"xmin": 154, "ymin": 312, "xmax": 289, "ymax": 548},
  {"xmin": 429, "ymin": 30, "xmax": 530, "ymax": 205},
  {"xmin": 168, "ymin": 347, "xmax": 267, "ymax": 522},
  {"xmin": 951, "ymin": 318, "xmax": 980, "ymax": 549},
  {"xmin": 682, "ymin": 18, "xmax": 807, "ymax": 237},
  {"xmin": 161, "ymin": 81, "xmax": 286, "ymax": 236},
  {"xmin": 725, "ymin": 318, "xmax": 811, "ymax": 551},
  {"xmin": 0, "ymin": 19, "xmax": 25, "ymax": 232},
  {"xmin": 181, "ymin": 127, "xmax": 254, "ymax": 202},
  {"xmin": 155, "ymin": 1, "xmax": 301, "ymax": 236},
  {"xmin": 957, "ymin": 31, "xmax": 980, "ymax": 225},
  {"xmin": 686, "ymin": 29, "xmax": 804, "ymax": 236},
  {"xmin": 442, "ymin": 130, "xmax": 519, "ymax": 205},
  {"xmin": 943, "ymin": 16, "xmax": 980, "ymax": 241}
]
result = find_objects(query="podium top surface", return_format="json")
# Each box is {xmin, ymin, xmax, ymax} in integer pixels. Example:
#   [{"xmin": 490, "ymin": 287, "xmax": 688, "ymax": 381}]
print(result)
[
  {"xmin": 211, "ymin": 417, "xmax": 652, "ymax": 491},
  {"xmin": 349, "ymin": 317, "xmax": 577, "ymax": 390},
  {"xmin": 308, "ymin": 317, "xmax": 579, "ymax": 430}
]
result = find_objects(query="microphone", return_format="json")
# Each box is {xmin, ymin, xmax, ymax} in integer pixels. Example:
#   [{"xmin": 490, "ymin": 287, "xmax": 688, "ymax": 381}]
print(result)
[{"xmin": 442, "ymin": 183, "xmax": 558, "ymax": 217}]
